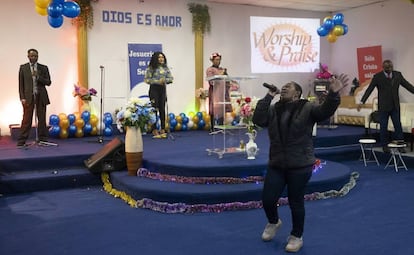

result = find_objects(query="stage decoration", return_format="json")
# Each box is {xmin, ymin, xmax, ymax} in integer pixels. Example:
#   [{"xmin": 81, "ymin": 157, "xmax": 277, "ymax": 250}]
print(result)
[
  {"xmin": 72, "ymin": 84, "xmax": 97, "ymax": 113},
  {"xmin": 115, "ymin": 97, "xmax": 156, "ymax": 176},
  {"xmin": 245, "ymin": 130, "xmax": 258, "ymax": 160},
  {"xmin": 317, "ymin": 13, "xmax": 348, "ymax": 43},
  {"xmin": 41, "ymin": 0, "xmax": 82, "ymax": 28},
  {"xmin": 235, "ymin": 96, "xmax": 258, "ymax": 133},
  {"xmin": 72, "ymin": 0, "xmax": 99, "ymax": 28},
  {"xmin": 101, "ymin": 171, "xmax": 360, "ymax": 213},
  {"xmin": 188, "ymin": 3, "xmax": 211, "ymax": 34}
]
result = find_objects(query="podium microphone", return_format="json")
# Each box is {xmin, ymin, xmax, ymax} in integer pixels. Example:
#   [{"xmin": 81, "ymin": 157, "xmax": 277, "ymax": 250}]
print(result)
[{"xmin": 263, "ymin": 83, "xmax": 279, "ymax": 93}]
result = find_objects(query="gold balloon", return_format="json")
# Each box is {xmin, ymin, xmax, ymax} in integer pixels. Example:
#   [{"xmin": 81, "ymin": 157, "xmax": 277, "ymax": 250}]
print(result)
[
  {"xmin": 174, "ymin": 123, "xmax": 182, "ymax": 131},
  {"xmin": 90, "ymin": 126, "xmax": 98, "ymax": 136},
  {"xmin": 35, "ymin": 6, "xmax": 47, "ymax": 16},
  {"xmin": 323, "ymin": 16, "xmax": 333, "ymax": 23},
  {"xmin": 175, "ymin": 115, "xmax": 182, "ymax": 123},
  {"xmin": 90, "ymin": 115, "xmax": 99, "ymax": 126},
  {"xmin": 75, "ymin": 118, "xmax": 85, "ymax": 128},
  {"xmin": 192, "ymin": 115, "xmax": 199, "ymax": 124},
  {"xmin": 34, "ymin": 0, "xmax": 51, "ymax": 9},
  {"xmin": 327, "ymin": 33, "xmax": 337, "ymax": 43},
  {"xmin": 333, "ymin": 25, "xmax": 344, "ymax": 36},
  {"xmin": 75, "ymin": 128, "xmax": 84, "ymax": 138},
  {"xmin": 59, "ymin": 118, "xmax": 70, "ymax": 129},
  {"xmin": 59, "ymin": 129, "xmax": 69, "ymax": 139}
]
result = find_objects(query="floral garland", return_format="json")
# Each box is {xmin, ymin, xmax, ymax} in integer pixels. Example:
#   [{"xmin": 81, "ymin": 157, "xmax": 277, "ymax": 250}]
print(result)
[{"xmin": 101, "ymin": 171, "xmax": 359, "ymax": 214}]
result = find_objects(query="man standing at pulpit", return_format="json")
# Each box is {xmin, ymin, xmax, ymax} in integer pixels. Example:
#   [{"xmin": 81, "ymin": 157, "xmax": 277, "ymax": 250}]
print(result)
[{"xmin": 357, "ymin": 59, "xmax": 414, "ymax": 153}]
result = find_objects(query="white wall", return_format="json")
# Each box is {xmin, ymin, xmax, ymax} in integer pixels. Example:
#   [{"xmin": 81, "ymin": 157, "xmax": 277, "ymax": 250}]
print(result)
[{"xmin": 1, "ymin": 0, "xmax": 413, "ymax": 136}]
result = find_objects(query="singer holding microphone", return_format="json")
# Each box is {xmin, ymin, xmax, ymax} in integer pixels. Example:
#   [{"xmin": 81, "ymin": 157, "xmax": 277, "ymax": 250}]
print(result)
[
  {"xmin": 17, "ymin": 49, "xmax": 51, "ymax": 148},
  {"xmin": 144, "ymin": 51, "xmax": 173, "ymax": 139},
  {"xmin": 253, "ymin": 79, "xmax": 342, "ymax": 252},
  {"xmin": 206, "ymin": 52, "xmax": 232, "ymax": 131}
]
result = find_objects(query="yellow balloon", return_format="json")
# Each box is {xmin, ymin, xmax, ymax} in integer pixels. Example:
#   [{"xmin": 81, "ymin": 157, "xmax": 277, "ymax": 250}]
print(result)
[
  {"xmin": 323, "ymin": 16, "xmax": 332, "ymax": 23},
  {"xmin": 35, "ymin": 6, "xmax": 47, "ymax": 16},
  {"xmin": 90, "ymin": 115, "xmax": 99, "ymax": 126},
  {"xmin": 75, "ymin": 118, "xmax": 85, "ymax": 128},
  {"xmin": 192, "ymin": 123, "xmax": 198, "ymax": 130},
  {"xmin": 90, "ymin": 126, "xmax": 98, "ymax": 136},
  {"xmin": 74, "ymin": 112, "xmax": 81, "ymax": 120},
  {"xmin": 204, "ymin": 114, "xmax": 211, "ymax": 123},
  {"xmin": 174, "ymin": 123, "xmax": 182, "ymax": 131},
  {"xmin": 188, "ymin": 111, "xmax": 195, "ymax": 118},
  {"xmin": 75, "ymin": 128, "xmax": 84, "ymax": 138},
  {"xmin": 59, "ymin": 118, "xmax": 70, "ymax": 129},
  {"xmin": 34, "ymin": 0, "xmax": 51, "ymax": 9},
  {"xmin": 192, "ymin": 116, "xmax": 199, "ymax": 124},
  {"xmin": 175, "ymin": 115, "xmax": 182, "ymax": 123},
  {"xmin": 59, "ymin": 129, "xmax": 69, "ymax": 139},
  {"xmin": 327, "ymin": 33, "xmax": 337, "ymax": 43},
  {"xmin": 333, "ymin": 25, "xmax": 344, "ymax": 36},
  {"xmin": 58, "ymin": 113, "xmax": 67, "ymax": 120}
]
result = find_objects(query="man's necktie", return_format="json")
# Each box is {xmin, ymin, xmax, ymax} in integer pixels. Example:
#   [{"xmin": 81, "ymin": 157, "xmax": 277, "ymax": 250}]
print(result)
[{"xmin": 31, "ymin": 64, "xmax": 38, "ymax": 95}]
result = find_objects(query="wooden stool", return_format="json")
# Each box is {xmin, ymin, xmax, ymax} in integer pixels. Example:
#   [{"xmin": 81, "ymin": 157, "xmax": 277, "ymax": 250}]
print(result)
[
  {"xmin": 384, "ymin": 143, "xmax": 408, "ymax": 172},
  {"xmin": 358, "ymin": 139, "xmax": 379, "ymax": 167}
]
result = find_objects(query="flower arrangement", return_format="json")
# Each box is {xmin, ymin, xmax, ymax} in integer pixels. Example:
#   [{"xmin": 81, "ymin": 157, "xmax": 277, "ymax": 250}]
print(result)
[
  {"xmin": 235, "ymin": 96, "xmax": 258, "ymax": 133},
  {"xmin": 115, "ymin": 97, "xmax": 157, "ymax": 133},
  {"xmin": 72, "ymin": 84, "xmax": 97, "ymax": 101},
  {"xmin": 195, "ymin": 88, "xmax": 209, "ymax": 99},
  {"xmin": 316, "ymin": 63, "xmax": 332, "ymax": 79}
]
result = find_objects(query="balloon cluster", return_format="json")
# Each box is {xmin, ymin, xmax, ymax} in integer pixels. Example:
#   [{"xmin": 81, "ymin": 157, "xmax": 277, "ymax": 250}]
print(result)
[
  {"xmin": 34, "ymin": 0, "xmax": 81, "ymax": 28},
  {"xmin": 48, "ymin": 111, "xmax": 111, "ymax": 139},
  {"xmin": 317, "ymin": 13, "xmax": 348, "ymax": 43},
  {"xmin": 166, "ymin": 111, "xmax": 210, "ymax": 132},
  {"xmin": 102, "ymin": 113, "xmax": 114, "ymax": 136}
]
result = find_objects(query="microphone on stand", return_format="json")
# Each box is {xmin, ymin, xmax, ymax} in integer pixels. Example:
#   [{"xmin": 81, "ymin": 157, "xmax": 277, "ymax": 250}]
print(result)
[
  {"xmin": 263, "ymin": 83, "xmax": 279, "ymax": 93},
  {"xmin": 99, "ymin": 65, "xmax": 104, "ymax": 69}
]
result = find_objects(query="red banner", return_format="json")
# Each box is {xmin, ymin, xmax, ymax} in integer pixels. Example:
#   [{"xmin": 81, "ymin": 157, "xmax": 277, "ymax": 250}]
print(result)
[{"xmin": 356, "ymin": 45, "xmax": 382, "ymax": 84}]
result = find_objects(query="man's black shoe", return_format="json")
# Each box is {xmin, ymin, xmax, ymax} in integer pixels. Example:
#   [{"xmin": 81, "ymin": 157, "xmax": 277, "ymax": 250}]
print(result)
[
  {"xmin": 16, "ymin": 143, "xmax": 26, "ymax": 149},
  {"xmin": 382, "ymin": 146, "xmax": 390, "ymax": 153}
]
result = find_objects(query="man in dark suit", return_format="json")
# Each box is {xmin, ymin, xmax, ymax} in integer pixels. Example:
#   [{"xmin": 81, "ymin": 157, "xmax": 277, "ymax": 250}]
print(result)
[
  {"xmin": 17, "ymin": 49, "xmax": 51, "ymax": 147},
  {"xmin": 358, "ymin": 59, "xmax": 414, "ymax": 153}
]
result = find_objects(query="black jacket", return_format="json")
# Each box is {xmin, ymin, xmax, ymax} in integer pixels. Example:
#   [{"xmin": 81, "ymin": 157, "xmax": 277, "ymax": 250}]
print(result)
[{"xmin": 253, "ymin": 92, "xmax": 340, "ymax": 169}]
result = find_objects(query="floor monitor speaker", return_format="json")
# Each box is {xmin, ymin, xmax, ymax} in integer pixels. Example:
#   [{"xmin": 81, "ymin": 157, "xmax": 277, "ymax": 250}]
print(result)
[{"xmin": 84, "ymin": 137, "xmax": 126, "ymax": 173}]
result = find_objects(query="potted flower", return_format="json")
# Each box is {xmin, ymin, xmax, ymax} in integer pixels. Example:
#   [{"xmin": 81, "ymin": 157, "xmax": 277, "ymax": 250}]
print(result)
[
  {"xmin": 235, "ymin": 96, "xmax": 259, "ymax": 159},
  {"xmin": 115, "ymin": 96, "xmax": 157, "ymax": 176},
  {"xmin": 72, "ymin": 84, "xmax": 97, "ymax": 113}
]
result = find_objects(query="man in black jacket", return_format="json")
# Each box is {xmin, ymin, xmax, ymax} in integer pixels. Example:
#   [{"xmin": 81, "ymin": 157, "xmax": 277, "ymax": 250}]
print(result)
[{"xmin": 358, "ymin": 60, "xmax": 414, "ymax": 153}]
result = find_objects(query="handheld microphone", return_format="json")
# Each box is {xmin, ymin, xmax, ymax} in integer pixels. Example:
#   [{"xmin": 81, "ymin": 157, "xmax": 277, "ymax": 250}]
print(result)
[{"xmin": 263, "ymin": 83, "xmax": 278, "ymax": 93}]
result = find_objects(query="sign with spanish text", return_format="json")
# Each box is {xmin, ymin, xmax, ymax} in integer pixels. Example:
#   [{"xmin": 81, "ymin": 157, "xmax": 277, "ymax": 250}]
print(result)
[
  {"xmin": 250, "ymin": 16, "xmax": 320, "ymax": 73},
  {"xmin": 357, "ymin": 45, "xmax": 382, "ymax": 84},
  {"xmin": 128, "ymin": 43, "xmax": 162, "ymax": 91}
]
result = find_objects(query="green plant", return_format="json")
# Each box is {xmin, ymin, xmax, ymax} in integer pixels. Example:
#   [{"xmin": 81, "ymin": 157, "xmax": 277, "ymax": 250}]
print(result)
[{"xmin": 188, "ymin": 3, "xmax": 211, "ymax": 34}]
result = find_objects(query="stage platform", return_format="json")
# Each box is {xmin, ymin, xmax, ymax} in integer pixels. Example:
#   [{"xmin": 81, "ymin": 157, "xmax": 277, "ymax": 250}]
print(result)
[{"xmin": 2, "ymin": 125, "xmax": 408, "ymax": 212}]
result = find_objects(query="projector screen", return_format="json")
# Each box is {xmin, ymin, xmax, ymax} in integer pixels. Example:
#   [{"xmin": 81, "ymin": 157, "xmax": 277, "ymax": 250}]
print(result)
[{"xmin": 250, "ymin": 16, "xmax": 320, "ymax": 73}]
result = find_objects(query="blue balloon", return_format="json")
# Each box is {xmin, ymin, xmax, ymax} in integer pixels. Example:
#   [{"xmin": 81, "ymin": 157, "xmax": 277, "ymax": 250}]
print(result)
[
  {"xmin": 49, "ymin": 114, "xmax": 59, "ymax": 126},
  {"xmin": 323, "ymin": 19, "xmax": 334, "ymax": 31},
  {"xmin": 170, "ymin": 119, "xmax": 177, "ymax": 128},
  {"xmin": 104, "ymin": 115, "xmax": 113, "ymax": 126},
  {"xmin": 232, "ymin": 120, "xmax": 238, "ymax": 126},
  {"xmin": 168, "ymin": 113, "xmax": 175, "ymax": 120},
  {"xmin": 179, "ymin": 112, "xmax": 186, "ymax": 118},
  {"xmin": 181, "ymin": 124, "xmax": 188, "ymax": 131},
  {"xmin": 333, "ymin": 13, "xmax": 344, "ymax": 25},
  {"xmin": 182, "ymin": 116, "xmax": 189, "ymax": 124},
  {"xmin": 67, "ymin": 114, "xmax": 76, "ymax": 125},
  {"xmin": 196, "ymin": 112, "xmax": 203, "ymax": 120},
  {"xmin": 83, "ymin": 123, "xmax": 93, "ymax": 135},
  {"xmin": 81, "ymin": 111, "xmax": 91, "ymax": 123},
  {"xmin": 342, "ymin": 24, "xmax": 349, "ymax": 35},
  {"xmin": 104, "ymin": 112, "xmax": 112, "ymax": 118},
  {"xmin": 68, "ymin": 124, "xmax": 77, "ymax": 137},
  {"xmin": 47, "ymin": 3, "xmax": 63, "ymax": 18},
  {"xmin": 48, "ymin": 15, "xmax": 64, "ymax": 28},
  {"xmin": 49, "ymin": 125, "xmax": 60, "ymax": 137},
  {"xmin": 198, "ymin": 119, "xmax": 205, "ymax": 129},
  {"xmin": 317, "ymin": 26, "xmax": 329, "ymax": 37},
  {"xmin": 62, "ymin": 1, "xmax": 81, "ymax": 18},
  {"xmin": 103, "ymin": 126, "xmax": 113, "ymax": 136}
]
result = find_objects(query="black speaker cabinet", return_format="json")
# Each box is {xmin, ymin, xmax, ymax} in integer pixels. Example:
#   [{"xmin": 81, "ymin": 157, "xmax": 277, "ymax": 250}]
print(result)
[{"xmin": 84, "ymin": 137, "xmax": 126, "ymax": 173}]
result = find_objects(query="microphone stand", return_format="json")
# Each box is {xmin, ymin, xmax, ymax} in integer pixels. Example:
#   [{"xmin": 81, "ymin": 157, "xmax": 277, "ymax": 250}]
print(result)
[
  {"xmin": 165, "ymin": 84, "xmax": 175, "ymax": 141},
  {"xmin": 98, "ymin": 66, "xmax": 105, "ymax": 144}
]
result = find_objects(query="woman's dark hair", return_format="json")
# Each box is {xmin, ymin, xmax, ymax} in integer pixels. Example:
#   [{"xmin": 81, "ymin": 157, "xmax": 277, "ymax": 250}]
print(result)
[{"xmin": 148, "ymin": 51, "xmax": 167, "ymax": 71}]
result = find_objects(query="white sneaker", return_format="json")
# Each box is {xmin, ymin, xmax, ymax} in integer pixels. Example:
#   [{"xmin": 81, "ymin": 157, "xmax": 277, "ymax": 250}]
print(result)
[
  {"xmin": 261, "ymin": 219, "xmax": 282, "ymax": 241},
  {"xmin": 285, "ymin": 235, "xmax": 303, "ymax": 252}
]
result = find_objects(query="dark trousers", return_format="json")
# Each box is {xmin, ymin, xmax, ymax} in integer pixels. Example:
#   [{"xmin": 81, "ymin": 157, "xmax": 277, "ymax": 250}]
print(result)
[
  {"xmin": 149, "ymin": 84, "xmax": 166, "ymax": 131},
  {"xmin": 18, "ymin": 94, "xmax": 48, "ymax": 143},
  {"xmin": 379, "ymin": 108, "xmax": 404, "ymax": 146},
  {"xmin": 262, "ymin": 166, "xmax": 312, "ymax": 238}
]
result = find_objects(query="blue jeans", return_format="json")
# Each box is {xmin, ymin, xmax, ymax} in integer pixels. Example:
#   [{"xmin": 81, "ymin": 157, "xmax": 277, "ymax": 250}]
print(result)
[
  {"xmin": 379, "ymin": 108, "xmax": 404, "ymax": 146},
  {"xmin": 262, "ymin": 166, "xmax": 312, "ymax": 238}
]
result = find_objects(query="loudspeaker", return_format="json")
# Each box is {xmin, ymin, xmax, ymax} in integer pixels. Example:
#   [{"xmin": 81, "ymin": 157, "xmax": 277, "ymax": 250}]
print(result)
[{"xmin": 84, "ymin": 137, "xmax": 126, "ymax": 173}]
